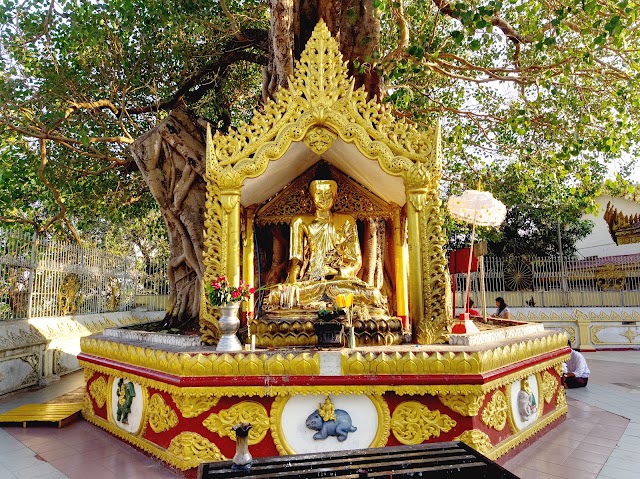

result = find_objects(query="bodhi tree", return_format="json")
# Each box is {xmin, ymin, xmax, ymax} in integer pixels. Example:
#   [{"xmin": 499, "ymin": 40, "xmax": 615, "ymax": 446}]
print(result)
[{"xmin": 1, "ymin": 0, "xmax": 638, "ymax": 332}]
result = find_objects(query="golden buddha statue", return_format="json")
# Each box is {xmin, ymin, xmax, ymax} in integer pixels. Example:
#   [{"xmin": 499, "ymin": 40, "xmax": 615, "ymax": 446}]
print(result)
[{"xmin": 266, "ymin": 179, "xmax": 383, "ymax": 309}]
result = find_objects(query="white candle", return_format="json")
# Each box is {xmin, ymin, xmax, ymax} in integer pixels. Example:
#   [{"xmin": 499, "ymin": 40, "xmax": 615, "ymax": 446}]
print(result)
[{"xmin": 250, "ymin": 334, "xmax": 256, "ymax": 351}]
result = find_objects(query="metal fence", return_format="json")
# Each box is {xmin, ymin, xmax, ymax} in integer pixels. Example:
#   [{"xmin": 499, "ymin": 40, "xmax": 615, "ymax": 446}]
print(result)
[
  {"xmin": 454, "ymin": 254, "xmax": 640, "ymax": 308},
  {"xmin": 0, "ymin": 229, "xmax": 170, "ymax": 320}
]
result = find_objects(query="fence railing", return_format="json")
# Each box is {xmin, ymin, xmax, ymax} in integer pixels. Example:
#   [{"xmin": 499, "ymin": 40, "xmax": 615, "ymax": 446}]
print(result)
[
  {"xmin": 454, "ymin": 254, "xmax": 640, "ymax": 309},
  {"xmin": 0, "ymin": 229, "xmax": 170, "ymax": 320}
]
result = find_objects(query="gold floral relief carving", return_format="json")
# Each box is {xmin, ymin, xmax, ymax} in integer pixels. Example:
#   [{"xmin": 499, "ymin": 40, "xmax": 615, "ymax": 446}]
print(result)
[
  {"xmin": 370, "ymin": 394, "xmax": 392, "ymax": 449},
  {"xmin": 203, "ymin": 402, "xmax": 269, "ymax": 445},
  {"xmin": 200, "ymin": 180, "xmax": 225, "ymax": 344},
  {"xmin": 481, "ymin": 391, "xmax": 508, "ymax": 431},
  {"xmin": 89, "ymin": 376, "xmax": 108, "ymax": 409},
  {"xmin": 554, "ymin": 362, "xmax": 564, "ymax": 376},
  {"xmin": 270, "ymin": 396, "xmax": 294, "ymax": 455},
  {"xmin": 82, "ymin": 392, "xmax": 95, "ymax": 417},
  {"xmin": 207, "ymin": 20, "xmax": 438, "ymax": 170},
  {"xmin": 81, "ymin": 354, "xmax": 565, "ymax": 403},
  {"xmin": 148, "ymin": 394, "xmax": 179, "ymax": 434},
  {"xmin": 455, "ymin": 430, "xmax": 493, "ymax": 455},
  {"xmin": 81, "ymin": 334, "xmax": 567, "ymax": 390},
  {"xmin": 255, "ymin": 163, "xmax": 394, "ymax": 226},
  {"xmin": 391, "ymin": 401, "xmax": 456, "ymax": 445},
  {"xmin": 304, "ymin": 126, "xmax": 337, "ymax": 154},
  {"xmin": 438, "ymin": 393, "xmax": 485, "ymax": 417},
  {"xmin": 541, "ymin": 371, "xmax": 559, "ymax": 404},
  {"xmin": 417, "ymin": 187, "xmax": 449, "ymax": 345},
  {"xmin": 556, "ymin": 388, "xmax": 567, "ymax": 409},
  {"xmin": 81, "ymin": 337, "xmax": 324, "ymax": 377},
  {"xmin": 166, "ymin": 432, "xmax": 224, "ymax": 467},
  {"xmin": 591, "ymin": 326, "xmax": 605, "ymax": 344},
  {"xmin": 172, "ymin": 395, "xmax": 220, "ymax": 419},
  {"xmin": 84, "ymin": 369, "xmax": 95, "ymax": 383}
]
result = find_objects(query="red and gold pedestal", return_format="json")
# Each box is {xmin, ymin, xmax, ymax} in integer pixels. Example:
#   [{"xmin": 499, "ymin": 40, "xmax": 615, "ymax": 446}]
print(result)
[{"xmin": 79, "ymin": 330, "xmax": 568, "ymax": 475}]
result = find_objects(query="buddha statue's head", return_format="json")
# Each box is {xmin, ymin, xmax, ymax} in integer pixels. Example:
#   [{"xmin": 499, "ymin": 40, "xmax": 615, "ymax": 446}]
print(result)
[{"xmin": 309, "ymin": 180, "xmax": 337, "ymax": 212}]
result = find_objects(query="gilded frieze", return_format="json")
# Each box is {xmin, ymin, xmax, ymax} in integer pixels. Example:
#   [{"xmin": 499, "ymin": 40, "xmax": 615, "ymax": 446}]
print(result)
[
  {"xmin": 81, "ymin": 338, "xmax": 320, "ymax": 377},
  {"xmin": 481, "ymin": 391, "xmax": 507, "ymax": 431},
  {"xmin": 416, "ymin": 184, "xmax": 449, "ymax": 345},
  {"xmin": 83, "ymin": 392, "xmax": 94, "ymax": 417},
  {"xmin": 540, "ymin": 371, "xmax": 559, "ymax": 404},
  {"xmin": 303, "ymin": 126, "xmax": 337, "ymax": 154},
  {"xmin": 173, "ymin": 395, "xmax": 220, "ymax": 419},
  {"xmin": 515, "ymin": 309, "xmax": 640, "ymax": 324},
  {"xmin": 556, "ymin": 388, "xmax": 567, "ymax": 409},
  {"xmin": 391, "ymin": 401, "xmax": 456, "ymax": 445},
  {"xmin": 201, "ymin": 180, "xmax": 226, "ymax": 345},
  {"xmin": 203, "ymin": 402, "xmax": 269, "ymax": 445},
  {"xmin": 166, "ymin": 432, "xmax": 224, "ymax": 468},
  {"xmin": 84, "ymin": 369, "xmax": 95, "ymax": 383},
  {"xmin": 341, "ymin": 334, "xmax": 568, "ymax": 376},
  {"xmin": 80, "ymin": 353, "xmax": 566, "ymax": 399},
  {"xmin": 89, "ymin": 376, "xmax": 108, "ymax": 409},
  {"xmin": 554, "ymin": 363, "xmax": 564, "ymax": 376},
  {"xmin": 438, "ymin": 393, "xmax": 485, "ymax": 417},
  {"xmin": 455, "ymin": 430, "xmax": 493, "ymax": 455},
  {"xmin": 148, "ymin": 394, "xmax": 179, "ymax": 433},
  {"xmin": 591, "ymin": 326, "xmax": 605, "ymax": 344},
  {"xmin": 255, "ymin": 163, "xmax": 394, "ymax": 226}
]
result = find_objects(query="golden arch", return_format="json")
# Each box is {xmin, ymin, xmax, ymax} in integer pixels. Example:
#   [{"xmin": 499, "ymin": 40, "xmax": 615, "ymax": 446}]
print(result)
[{"xmin": 202, "ymin": 20, "xmax": 449, "ymax": 345}]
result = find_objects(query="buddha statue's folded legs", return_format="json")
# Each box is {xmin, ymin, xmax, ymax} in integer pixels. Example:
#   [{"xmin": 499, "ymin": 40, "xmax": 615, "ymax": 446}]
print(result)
[{"xmin": 264, "ymin": 278, "xmax": 384, "ymax": 310}]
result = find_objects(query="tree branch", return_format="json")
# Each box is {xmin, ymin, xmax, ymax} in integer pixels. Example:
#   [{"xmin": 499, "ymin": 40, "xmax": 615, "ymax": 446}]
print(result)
[
  {"xmin": 37, "ymin": 138, "xmax": 81, "ymax": 243},
  {"xmin": 381, "ymin": 0, "xmax": 410, "ymax": 64},
  {"xmin": 127, "ymin": 30, "xmax": 269, "ymax": 115}
]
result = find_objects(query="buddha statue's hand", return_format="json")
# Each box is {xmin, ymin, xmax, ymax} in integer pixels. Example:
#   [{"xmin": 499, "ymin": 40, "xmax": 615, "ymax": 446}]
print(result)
[
  {"xmin": 286, "ymin": 260, "xmax": 301, "ymax": 283},
  {"xmin": 324, "ymin": 266, "xmax": 340, "ymax": 277}
]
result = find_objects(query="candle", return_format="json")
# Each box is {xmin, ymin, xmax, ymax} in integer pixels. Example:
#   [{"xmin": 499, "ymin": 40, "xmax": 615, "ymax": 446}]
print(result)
[{"xmin": 250, "ymin": 334, "xmax": 256, "ymax": 351}]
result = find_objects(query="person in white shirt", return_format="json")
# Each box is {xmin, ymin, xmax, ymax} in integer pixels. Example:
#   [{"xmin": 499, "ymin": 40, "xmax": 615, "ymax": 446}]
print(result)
[
  {"xmin": 562, "ymin": 341, "xmax": 590, "ymax": 388},
  {"xmin": 494, "ymin": 297, "xmax": 510, "ymax": 319}
]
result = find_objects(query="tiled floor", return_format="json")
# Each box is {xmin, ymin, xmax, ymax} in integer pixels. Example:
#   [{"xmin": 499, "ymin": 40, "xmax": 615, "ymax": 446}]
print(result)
[{"xmin": 0, "ymin": 350, "xmax": 638, "ymax": 478}]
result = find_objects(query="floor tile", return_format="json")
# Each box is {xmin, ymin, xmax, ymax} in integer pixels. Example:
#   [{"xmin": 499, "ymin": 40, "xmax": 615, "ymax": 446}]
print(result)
[
  {"xmin": 566, "ymin": 448, "xmax": 609, "ymax": 465},
  {"xmin": 62, "ymin": 464, "xmax": 118, "ymax": 479},
  {"xmin": 11, "ymin": 462, "xmax": 66, "ymax": 479},
  {"xmin": 512, "ymin": 465, "xmax": 570, "ymax": 479},
  {"xmin": 598, "ymin": 464, "xmax": 640, "ymax": 479},
  {"xmin": 561, "ymin": 457, "xmax": 603, "ymax": 475},
  {"xmin": 2, "ymin": 454, "xmax": 50, "ymax": 473}
]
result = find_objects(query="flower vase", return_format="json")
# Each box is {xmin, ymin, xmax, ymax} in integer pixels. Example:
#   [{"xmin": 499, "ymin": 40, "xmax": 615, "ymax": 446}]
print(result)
[
  {"xmin": 348, "ymin": 326, "xmax": 356, "ymax": 348},
  {"xmin": 216, "ymin": 303, "xmax": 242, "ymax": 352}
]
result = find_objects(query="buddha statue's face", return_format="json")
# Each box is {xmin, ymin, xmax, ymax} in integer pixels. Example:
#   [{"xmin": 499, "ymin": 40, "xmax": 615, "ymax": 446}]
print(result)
[{"xmin": 310, "ymin": 181, "xmax": 336, "ymax": 212}]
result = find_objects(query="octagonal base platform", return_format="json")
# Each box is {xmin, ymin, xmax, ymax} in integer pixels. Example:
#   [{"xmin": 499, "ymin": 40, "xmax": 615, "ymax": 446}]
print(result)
[{"xmin": 78, "ymin": 330, "xmax": 569, "ymax": 474}]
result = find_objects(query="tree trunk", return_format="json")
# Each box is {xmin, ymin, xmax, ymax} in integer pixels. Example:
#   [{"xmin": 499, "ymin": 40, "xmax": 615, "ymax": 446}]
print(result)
[
  {"xmin": 267, "ymin": 0, "xmax": 381, "ymax": 99},
  {"xmin": 129, "ymin": 5, "xmax": 382, "ymax": 332},
  {"xmin": 129, "ymin": 107, "xmax": 207, "ymax": 332}
]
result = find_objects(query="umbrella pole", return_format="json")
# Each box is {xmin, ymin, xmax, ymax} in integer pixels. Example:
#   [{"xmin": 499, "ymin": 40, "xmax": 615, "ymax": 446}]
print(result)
[{"xmin": 465, "ymin": 222, "xmax": 476, "ymax": 317}]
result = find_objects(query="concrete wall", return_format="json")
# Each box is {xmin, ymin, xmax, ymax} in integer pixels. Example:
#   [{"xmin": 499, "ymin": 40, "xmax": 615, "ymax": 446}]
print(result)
[
  {"xmin": 0, "ymin": 311, "xmax": 164, "ymax": 397},
  {"xmin": 510, "ymin": 307, "xmax": 640, "ymax": 351}
]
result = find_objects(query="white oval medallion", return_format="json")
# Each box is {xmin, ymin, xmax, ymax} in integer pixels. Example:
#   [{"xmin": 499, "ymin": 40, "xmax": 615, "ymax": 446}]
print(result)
[
  {"xmin": 109, "ymin": 377, "xmax": 145, "ymax": 435},
  {"xmin": 279, "ymin": 394, "xmax": 379, "ymax": 454}
]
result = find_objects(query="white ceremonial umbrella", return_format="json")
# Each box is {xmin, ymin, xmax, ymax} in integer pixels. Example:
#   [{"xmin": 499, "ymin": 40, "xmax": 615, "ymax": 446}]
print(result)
[{"xmin": 447, "ymin": 190, "xmax": 507, "ymax": 319}]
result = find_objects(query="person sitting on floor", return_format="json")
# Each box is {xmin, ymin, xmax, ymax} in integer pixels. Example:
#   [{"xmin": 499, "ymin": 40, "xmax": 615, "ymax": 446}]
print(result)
[
  {"xmin": 494, "ymin": 297, "xmax": 510, "ymax": 319},
  {"xmin": 467, "ymin": 299, "xmax": 480, "ymax": 316},
  {"xmin": 562, "ymin": 340, "xmax": 590, "ymax": 388}
]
